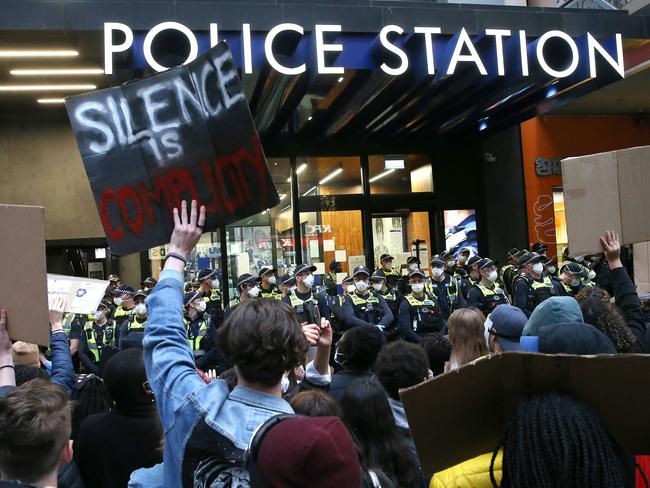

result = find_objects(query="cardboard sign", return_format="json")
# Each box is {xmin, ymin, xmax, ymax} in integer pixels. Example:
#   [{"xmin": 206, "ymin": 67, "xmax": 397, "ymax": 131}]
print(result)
[
  {"xmin": 400, "ymin": 353, "xmax": 650, "ymax": 475},
  {"xmin": 0, "ymin": 205, "xmax": 50, "ymax": 346},
  {"xmin": 562, "ymin": 146, "xmax": 650, "ymax": 255},
  {"xmin": 47, "ymin": 274, "xmax": 109, "ymax": 315},
  {"xmin": 65, "ymin": 41, "xmax": 279, "ymax": 256}
]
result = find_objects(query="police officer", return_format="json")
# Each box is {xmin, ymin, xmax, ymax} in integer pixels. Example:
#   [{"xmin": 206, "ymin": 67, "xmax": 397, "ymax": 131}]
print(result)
[
  {"xmin": 118, "ymin": 289, "xmax": 148, "ymax": 348},
  {"xmin": 107, "ymin": 274, "xmax": 121, "ymax": 293},
  {"xmin": 397, "ymin": 256, "xmax": 421, "ymax": 295},
  {"xmin": 398, "ymin": 268, "xmax": 445, "ymax": 343},
  {"xmin": 514, "ymin": 252, "xmax": 564, "ymax": 317},
  {"xmin": 342, "ymin": 266, "xmax": 393, "ymax": 332},
  {"xmin": 283, "ymin": 263, "xmax": 330, "ymax": 324},
  {"xmin": 112, "ymin": 285, "xmax": 136, "ymax": 345},
  {"xmin": 278, "ymin": 274, "xmax": 295, "ymax": 298},
  {"xmin": 467, "ymin": 258, "xmax": 510, "ymax": 317},
  {"xmin": 78, "ymin": 300, "xmax": 116, "ymax": 376},
  {"xmin": 544, "ymin": 257, "xmax": 558, "ymax": 278},
  {"xmin": 460, "ymin": 255, "xmax": 482, "ymax": 301},
  {"xmin": 377, "ymin": 254, "xmax": 401, "ymax": 289},
  {"xmin": 442, "ymin": 251, "xmax": 462, "ymax": 281},
  {"xmin": 59, "ymin": 312, "xmax": 84, "ymax": 357},
  {"xmin": 224, "ymin": 273, "xmax": 260, "ymax": 319},
  {"xmin": 183, "ymin": 291, "xmax": 213, "ymax": 358},
  {"xmin": 197, "ymin": 268, "xmax": 224, "ymax": 328},
  {"xmin": 324, "ymin": 260, "xmax": 342, "ymax": 297},
  {"xmin": 330, "ymin": 276, "xmax": 353, "ymax": 335},
  {"xmin": 259, "ymin": 265, "xmax": 282, "ymax": 300},
  {"xmin": 427, "ymin": 254, "xmax": 465, "ymax": 320},
  {"xmin": 500, "ymin": 248, "xmax": 520, "ymax": 295},
  {"xmin": 557, "ymin": 262, "xmax": 589, "ymax": 297},
  {"xmin": 370, "ymin": 270, "xmax": 401, "ymax": 339},
  {"xmin": 141, "ymin": 276, "xmax": 157, "ymax": 292}
]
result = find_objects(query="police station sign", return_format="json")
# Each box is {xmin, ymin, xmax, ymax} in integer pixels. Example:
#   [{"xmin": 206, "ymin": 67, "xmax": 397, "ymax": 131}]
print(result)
[{"xmin": 105, "ymin": 22, "xmax": 625, "ymax": 80}]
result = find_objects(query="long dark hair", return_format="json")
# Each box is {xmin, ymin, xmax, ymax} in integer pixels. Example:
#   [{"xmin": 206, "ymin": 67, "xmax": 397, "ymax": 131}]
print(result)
[
  {"xmin": 71, "ymin": 375, "xmax": 111, "ymax": 441},
  {"xmin": 491, "ymin": 393, "xmax": 646, "ymax": 488},
  {"xmin": 341, "ymin": 378, "xmax": 420, "ymax": 487}
]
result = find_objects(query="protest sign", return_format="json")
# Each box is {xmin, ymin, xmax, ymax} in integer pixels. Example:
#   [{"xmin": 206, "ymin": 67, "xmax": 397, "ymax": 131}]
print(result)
[
  {"xmin": 47, "ymin": 274, "xmax": 109, "ymax": 315},
  {"xmin": 562, "ymin": 146, "xmax": 650, "ymax": 255},
  {"xmin": 400, "ymin": 353, "xmax": 650, "ymax": 475},
  {"xmin": 0, "ymin": 205, "xmax": 50, "ymax": 346},
  {"xmin": 66, "ymin": 41, "xmax": 279, "ymax": 256}
]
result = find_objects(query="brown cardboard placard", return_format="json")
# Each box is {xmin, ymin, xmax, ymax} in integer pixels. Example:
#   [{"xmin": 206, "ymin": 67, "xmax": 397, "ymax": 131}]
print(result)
[
  {"xmin": 562, "ymin": 146, "xmax": 650, "ymax": 255},
  {"xmin": 400, "ymin": 353, "xmax": 650, "ymax": 475},
  {"xmin": 0, "ymin": 205, "xmax": 50, "ymax": 346}
]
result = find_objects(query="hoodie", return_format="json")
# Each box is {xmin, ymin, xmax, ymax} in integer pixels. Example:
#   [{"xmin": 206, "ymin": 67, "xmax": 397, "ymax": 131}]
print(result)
[
  {"xmin": 522, "ymin": 297, "xmax": 584, "ymax": 336},
  {"xmin": 538, "ymin": 322, "xmax": 616, "ymax": 355}
]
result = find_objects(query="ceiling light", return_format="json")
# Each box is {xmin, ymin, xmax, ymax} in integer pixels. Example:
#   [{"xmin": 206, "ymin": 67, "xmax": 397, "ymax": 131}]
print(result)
[
  {"xmin": 296, "ymin": 163, "xmax": 307, "ymax": 174},
  {"xmin": 0, "ymin": 50, "xmax": 78, "ymax": 58},
  {"xmin": 369, "ymin": 169, "xmax": 395, "ymax": 183},
  {"xmin": 0, "ymin": 84, "xmax": 96, "ymax": 92},
  {"xmin": 307, "ymin": 116, "xmax": 313, "ymax": 121},
  {"xmin": 337, "ymin": 76, "xmax": 344, "ymax": 83},
  {"xmin": 37, "ymin": 98, "xmax": 65, "ymax": 104},
  {"xmin": 303, "ymin": 186, "xmax": 317, "ymax": 196},
  {"xmin": 279, "ymin": 193, "xmax": 287, "ymax": 200},
  {"xmin": 11, "ymin": 68, "xmax": 104, "ymax": 76},
  {"xmin": 384, "ymin": 157, "xmax": 405, "ymax": 170},
  {"xmin": 319, "ymin": 166, "xmax": 343, "ymax": 185},
  {"xmin": 479, "ymin": 120, "xmax": 488, "ymax": 131}
]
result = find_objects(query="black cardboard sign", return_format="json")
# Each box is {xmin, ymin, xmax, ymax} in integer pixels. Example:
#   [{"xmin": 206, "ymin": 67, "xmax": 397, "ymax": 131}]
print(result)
[
  {"xmin": 400, "ymin": 353, "xmax": 650, "ymax": 475},
  {"xmin": 66, "ymin": 41, "xmax": 278, "ymax": 256}
]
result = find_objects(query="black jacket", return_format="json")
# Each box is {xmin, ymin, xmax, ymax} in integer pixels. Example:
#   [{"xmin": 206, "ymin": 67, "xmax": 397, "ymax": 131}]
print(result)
[
  {"xmin": 329, "ymin": 370, "xmax": 374, "ymax": 402},
  {"xmin": 610, "ymin": 266, "xmax": 648, "ymax": 353}
]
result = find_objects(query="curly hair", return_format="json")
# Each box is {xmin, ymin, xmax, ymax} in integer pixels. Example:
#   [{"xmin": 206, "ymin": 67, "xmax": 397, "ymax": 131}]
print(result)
[
  {"xmin": 218, "ymin": 298, "xmax": 309, "ymax": 388},
  {"xmin": 421, "ymin": 333, "xmax": 452, "ymax": 376},
  {"xmin": 576, "ymin": 287, "xmax": 636, "ymax": 353},
  {"xmin": 375, "ymin": 341, "xmax": 429, "ymax": 400},
  {"xmin": 337, "ymin": 324, "xmax": 386, "ymax": 372}
]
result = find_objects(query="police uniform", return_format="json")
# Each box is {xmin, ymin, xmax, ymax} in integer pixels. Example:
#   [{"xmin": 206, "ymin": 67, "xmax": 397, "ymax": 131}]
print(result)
[
  {"xmin": 514, "ymin": 253, "xmax": 563, "ymax": 317},
  {"xmin": 197, "ymin": 268, "xmax": 224, "ymax": 328},
  {"xmin": 397, "ymin": 256, "xmax": 421, "ymax": 296},
  {"xmin": 557, "ymin": 262, "xmax": 590, "ymax": 297},
  {"xmin": 224, "ymin": 273, "xmax": 260, "ymax": 321},
  {"xmin": 398, "ymin": 269, "xmax": 445, "ymax": 343},
  {"xmin": 78, "ymin": 301, "xmax": 116, "ymax": 375},
  {"xmin": 467, "ymin": 258, "xmax": 510, "ymax": 317},
  {"xmin": 426, "ymin": 255, "xmax": 465, "ymax": 320},
  {"xmin": 342, "ymin": 266, "xmax": 393, "ymax": 332},
  {"xmin": 282, "ymin": 263, "xmax": 330, "ymax": 323},
  {"xmin": 258, "ymin": 266, "xmax": 282, "ymax": 300},
  {"xmin": 371, "ymin": 270, "xmax": 401, "ymax": 339},
  {"xmin": 460, "ymin": 255, "xmax": 482, "ymax": 301}
]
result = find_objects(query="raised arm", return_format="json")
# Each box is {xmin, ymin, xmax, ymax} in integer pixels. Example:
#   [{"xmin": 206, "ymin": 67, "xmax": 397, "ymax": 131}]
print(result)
[
  {"xmin": 0, "ymin": 309, "xmax": 15, "ymax": 395},
  {"xmin": 48, "ymin": 296, "xmax": 76, "ymax": 396},
  {"xmin": 143, "ymin": 201, "xmax": 208, "ymax": 429}
]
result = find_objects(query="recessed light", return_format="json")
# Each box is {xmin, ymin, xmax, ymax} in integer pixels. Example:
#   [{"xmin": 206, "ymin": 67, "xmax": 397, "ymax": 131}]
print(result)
[
  {"xmin": 0, "ymin": 84, "xmax": 95, "ymax": 92},
  {"xmin": 0, "ymin": 50, "xmax": 78, "ymax": 58},
  {"xmin": 337, "ymin": 76, "xmax": 344, "ymax": 83},
  {"xmin": 307, "ymin": 116, "xmax": 313, "ymax": 121},
  {"xmin": 11, "ymin": 68, "xmax": 104, "ymax": 76},
  {"xmin": 37, "ymin": 98, "xmax": 66, "ymax": 104}
]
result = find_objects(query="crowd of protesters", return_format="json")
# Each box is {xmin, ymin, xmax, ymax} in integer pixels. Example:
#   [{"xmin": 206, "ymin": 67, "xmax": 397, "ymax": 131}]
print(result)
[{"xmin": 1, "ymin": 200, "xmax": 649, "ymax": 487}]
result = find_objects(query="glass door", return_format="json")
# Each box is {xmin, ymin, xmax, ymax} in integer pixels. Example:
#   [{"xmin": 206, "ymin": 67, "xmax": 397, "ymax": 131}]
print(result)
[{"xmin": 372, "ymin": 212, "xmax": 432, "ymax": 274}]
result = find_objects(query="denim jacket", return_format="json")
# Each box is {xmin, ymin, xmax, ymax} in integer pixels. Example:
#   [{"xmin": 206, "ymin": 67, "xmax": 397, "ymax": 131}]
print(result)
[{"xmin": 143, "ymin": 271, "xmax": 293, "ymax": 487}]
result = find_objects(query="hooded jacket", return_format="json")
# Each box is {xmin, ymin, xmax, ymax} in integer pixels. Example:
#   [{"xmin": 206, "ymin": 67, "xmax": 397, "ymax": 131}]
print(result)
[
  {"xmin": 522, "ymin": 297, "xmax": 584, "ymax": 336},
  {"xmin": 538, "ymin": 322, "xmax": 616, "ymax": 354}
]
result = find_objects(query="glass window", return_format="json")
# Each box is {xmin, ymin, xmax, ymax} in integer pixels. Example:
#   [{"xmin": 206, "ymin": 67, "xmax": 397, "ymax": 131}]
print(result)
[
  {"xmin": 300, "ymin": 210, "xmax": 364, "ymax": 290},
  {"xmin": 553, "ymin": 189, "xmax": 568, "ymax": 262},
  {"xmin": 444, "ymin": 210, "xmax": 477, "ymax": 259},
  {"xmin": 225, "ymin": 158, "xmax": 295, "ymax": 299},
  {"xmin": 372, "ymin": 212, "xmax": 431, "ymax": 272},
  {"xmin": 369, "ymin": 154, "xmax": 433, "ymax": 194},
  {"xmin": 297, "ymin": 156, "xmax": 362, "ymax": 196}
]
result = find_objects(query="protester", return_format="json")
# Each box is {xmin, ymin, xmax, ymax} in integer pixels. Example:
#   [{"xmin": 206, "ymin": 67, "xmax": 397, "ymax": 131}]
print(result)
[
  {"xmin": 142, "ymin": 200, "xmax": 332, "ymax": 486},
  {"xmin": 76, "ymin": 349, "xmax": 162, "ymax": 488},
  {"xmin": 70, "ymin": 375, "xmax": 111, "ymax": 441},
  {"xmin": 421, "ymin": 333, "xmax": 451, "ymax": 377},
  {"xmin": 522, "ymin": 296, "xmax": 584, "ymax": 336},
  {"xmin": 484, "ymin": 305, "xmax": 528, "ymax": 353},
  {"xmin": 290, "ymin": 389, "xmax": 342, "ymax": 417},
  {"xmin": 446, "ymin": 308, "xmax": 489, "ymax": 372},
  {"xmin": 341, "ymin": 378, "xmax": 423, "ymax": 487},
  {"xmin": 329, "ymin": 324, "xmax": 385, "ymax": 401},
  {"xmin": 0, "ymin": 379, "xmax": 73, "ymax": 488}
]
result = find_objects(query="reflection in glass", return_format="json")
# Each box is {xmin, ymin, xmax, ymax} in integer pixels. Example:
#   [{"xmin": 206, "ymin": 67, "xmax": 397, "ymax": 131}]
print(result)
[
  {"xmin": 372, "ymin": 212, "xmax": 431, "ymax": 272},
  {"xmin": 369, "ymin": 155, "xmax": 433, "ymax": 194},
  {"xmin": 298, "ymin": 156, "xmax": 362, "ymax": 196}
]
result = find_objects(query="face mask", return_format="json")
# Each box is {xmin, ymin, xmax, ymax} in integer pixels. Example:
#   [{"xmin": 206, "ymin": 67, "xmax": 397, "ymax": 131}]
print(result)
[
  {"xmin": 290, "ymin": 285, "xmax": 297, "ymax": 292},
  {"xmin": 548, "ymin": 266, "xmax": 557, "ymax": 274},
  {"xmin": 412, "ymin": 283, "xmax": 425, "ymax": 293},
  {"xmin": 195, "ymin": 301, "xmax": 207, "ymax": 313},
  {"xmin": 432, "ymin": 267, "xmax": 444, "ymax": 278},
  {"xmin": 532, "ymin": 262, "xmax": 544, "ymax": 274},
  {"xmin": 334, "ymin": 350, "xmax": 345, "ymax": 366},
  {"xmin": 346, "ymin": 284, "xmax": 356, "ymax": 294},
  {"xmin": 590, "ymin": 256, "xmax": 601, "ymax": 263},
  {"xmin": 211, "ymin": 280, "xmax": 220, "ymax": 289},
  {"xmin": 588, "ymin": 270, "xmax": 596, "ymax": 280},
  {"xmin": 114, "ymin": 297, "xmax": 123, "ymax": 306},
  {"xmin": 355, "ymin": 281, "xmax": 369, "ymax": 292},
  {"xmin": 488, "ymin": 270, "xmax": 499, "ymax": 282},
  {"xmin": 570, "ymin": 278, "xmax": 581, "ymax": 287},
  {"xmin": 446, "ymin": 260, "xmax": 455, "ymax": 268},
  {"xmin": 248, "ymin": 286, "xmax": 260, "ymax": 297},
  {"xmin": 459, "ymin": 255, "xmax": 468, "ymax": 264},
  {"xmin": 268, "ymin": 276, "xmax": 277, "ymax": 285},
  {"xmin": 409, "ymin": 263, "xmax": 418, "ymax": 271},
  {"xmin": 372, "ymin": 283, "xmax": 383, "ymax": 292},
  {"xmin": 303, "ymin": 274, "xmax": 315, "ymax": 288},
  {"xmin": 93, "ymin": 311, "xmax": 104, "ymax": 322},
  {"xmin": 134, "ymin": 303, "xmax": 147, "ymax": 316},
  {"xmin": 281, "ymin": 376, "xmax": 290, "ymax": 394},
  {"xmin": 384, "ymin": 261, "xmax": 393, "ymax": 269}
]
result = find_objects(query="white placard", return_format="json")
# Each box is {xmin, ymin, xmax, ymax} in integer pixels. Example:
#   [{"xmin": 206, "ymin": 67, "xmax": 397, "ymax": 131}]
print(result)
[
  {"xmin": 335, "ymin": 250, "xmax": 347, "ymax": 262},
  {"xmin": 309, "ymin": 239, "xmax": 320, "ymax": 260},
  {"xmin": 323, "ymin": 239, "xmax": 336, "ymax": 252},
  {"xmin": 47, "ymin": 274, "xmax": 109, "ymax": 315},
  {"xmin": 348, "ymin": 255, "xmax": 366, "ymax": 271},
  {"xmin": 314, "ymin": 262, "xmax": 326, "ymax": 275}
]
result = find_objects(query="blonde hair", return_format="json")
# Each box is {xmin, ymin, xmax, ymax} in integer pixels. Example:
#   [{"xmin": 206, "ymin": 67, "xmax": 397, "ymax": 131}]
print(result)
[{"xmin": 448, "ymin": 308, "xmax": 489, "ymax": 370}]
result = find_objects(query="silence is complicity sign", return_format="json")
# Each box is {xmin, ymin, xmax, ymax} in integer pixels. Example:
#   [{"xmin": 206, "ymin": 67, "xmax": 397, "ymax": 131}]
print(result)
[{"xmin": 66, "ymin": 42, "xmax": 278, "ymax": 257}]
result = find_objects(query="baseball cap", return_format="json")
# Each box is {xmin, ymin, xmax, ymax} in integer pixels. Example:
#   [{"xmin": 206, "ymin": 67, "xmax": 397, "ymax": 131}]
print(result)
[
  {"xmin": 279, "ymin": 274, "xmax": 295, "ymax": 286},
  {"xmin": 342, "ymin": 276, "xmax": 354, "ymax": 285},
  {"xmin": 379, "ymin": 253, "xmax": 394, "ymax": 263},
  {"xmin": 409, "ymin": 269, "xmax": 426, "ymax": 279},
  {"xmin": 431, "ymin": 254, "xmax": 445, "ymax": 266},
  {"xmin": 108, "ymin": 274, "xmax": 120, "ymax": 282},
  {"xmin": 518, "ymin": 252, "xmax": 543, "ymax": 268},
  {"xmin": 477, "ymin": 258, "xmax": 496, "ymax": 271},
  {"xmin": 506, "ymin": 248, "xmax": 519, "ymax": 259},
  {"xmin": 183, "ymin": 291, "xmax": 203, "ymax": 307},
  {"xmin": 532, "ymin": 242, "xmax": 548, "ymax": 255},
  {"xmin": 133, "ymin": 289, "xmax": 149, "ymax": 300},
  {"xmin": 141, "ymin": 277, "xmax": 157, "ymax": 287},
  {"xmin": 98, "ymin": 300, "xmax": 112, "ymax": 310},
  {"xmin": 352, "ymin": 265, "xmax": 370, "ymax": 278},
  {"xmin": 371, "ymin": 270, "xmax": 387, "ymax": 282},
  {"xmin": 486, "ymin": 305, "xmax": 527, "ymax": 352},
  {"xmin": 113, "ymin": 285, "xmax": 135, "ymax": 297},
  {"xmin": 237, "ymin": 273, "xmax": 258, "ymax": 288},
  {"xmin": 467, "ymin": 255, "xmax": 482, "ymax": 267},
  {"xmin": 259, "ymin": 266, "xmax": 277, "ymax": 278},
  {"xmin": 293, "ymin": 263, "xmax": 317, "ymax": 277},
  {"xmin": 406, "ymin": 256, "xmax": 421, "ymax": 265},
  {"xmin": 197, "ymin": 268, "xmax": 218, "ymax": 281}
]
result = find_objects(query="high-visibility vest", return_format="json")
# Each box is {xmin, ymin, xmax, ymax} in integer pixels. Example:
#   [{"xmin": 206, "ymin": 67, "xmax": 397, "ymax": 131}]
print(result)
[
  {"xmin": 260, "ymin": 286, "xmax": 282, "ymax": 300},
  {"xmin": 473, "ymin": 282, "xmax": 510, "ymax": 315},
  {"xmin": 203, "ymin": 288, "xmax": 222, "ymax": 304},
  {"xmin": 517, "ymin": 275, "xmax": 557, "ymax": 310},
  {"xmin": 348, "ymin": 291, "xmax": 383, "ymax": 324},
  {"xmin": 126, "ymin": 315, "xmax": 147, "ymax": 333},
  {"xmin": 84, "ymin": 320, "xmax": 116, "ymax": 363},
  {"xmin": 183, "ymin": 317, "xmax": 209, "ymax": 355},
  {"xmin": 404, "ymin": 293, "xmax": 443, "ymax": 334}
]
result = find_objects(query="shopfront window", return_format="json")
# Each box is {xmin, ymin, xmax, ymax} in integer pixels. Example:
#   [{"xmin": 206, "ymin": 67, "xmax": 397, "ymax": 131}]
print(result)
[
  {"xmin": 444, "ymin": 210, "xmax": 478, "ymax": 259},
  {"xmin": 297, "ymin": 156, "xmax": 362, "ymax": 196},
  {"xmin": 300, "ymin": 210, "xmax": 364, "ymax": 289},
  {"xmin": 226, "ymin": 158, "xmax": 295, "ymax": 299},
  {"xmin": 372, "ymin": 212, "xmax": 431, "ymax": 272},
  {"xmin": 369, "ymin": 154, "xmax": 433, "ymax": 194},
  {"xmin": 553, "ymin": 189, "xmax": 568, "ymax": 261}
]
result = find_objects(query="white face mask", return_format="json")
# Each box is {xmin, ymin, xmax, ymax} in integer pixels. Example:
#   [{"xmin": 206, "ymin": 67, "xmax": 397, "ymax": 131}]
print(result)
[
  {"xmin": 134, "ymin": 303, "xmax": 147, "ymax": 316},
  {"xmin": 248, "ymin": 286, "xmax": 260, "ymax": 297},
  {"xmin": 211, "ymin": 280, "xmax": 220, "ymax": 289},
  {"xmin": 346, "ymin": 284, "xmax": 356, "ymax": 294},
  {"xmin": 93, "ymin": 311, "xmax": 104, "ymax": 322},
  {"xmin": 114, "ymin": 297, "xmax": 123, "ymax": 306},
  {"xmin": 355, "ymin": 280, "xmax": 369, "ymax": 292},
  {"xmin": 281, "ymin": 376, "xmax": 290, "ymax": 394},
  {"xmin": 446, "ymin": 260, "xmax": 455, "ymax": 268},
  {"xmin": 548, "ymin": 266, "xmax": 557, "ymax": 274},
  {"xmin": 302, "ymin": 274, "xmax": 315, "ymax": 288},
  {"xmin": 412, "ymin": 283, "xmax": 425, "ymax": 293},
  {"xmin": 372, "ymin": 283, "xmax": 384, "ymax": 292},
  {"xmin": 570, "ymin": 278, "xmax": 581, "ymax": 287},
  {"xmin": 268, "ymin": 276, "xmax": 277, "ymax": 285},
  {"xmin": 532, "ymin": 262, "xmax": 544, "ymax": 274},
  {"xmin": 487, "ymin": 270, "xmax": 499, "ymax": 282},
  {"xmin": 432, "ymin": 267, "xmax": 444, "ymax": 278},
  {"xmin": 409, "ymin": 263, "xmax": 418, "ymax": 271},
  {"xmin": 588, "ymin": 270, "xmax": 596, "ymax": 280},
  {"xmin": 195, "ymin": 301, "xmax": 207, "ymax": 313}
]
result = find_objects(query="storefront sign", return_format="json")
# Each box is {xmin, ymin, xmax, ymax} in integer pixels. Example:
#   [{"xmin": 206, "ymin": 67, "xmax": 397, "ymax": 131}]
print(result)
[
  {"xmin": 67, "ymin": 41, "xmax": 279, "ymax": 256},
  {"xmin": 535, "ymin": 157, "xmax": 563, "ymax": 176},
  {"xmin": 105, "ymin": 22, "xmax": 625, "ymax": 81}
]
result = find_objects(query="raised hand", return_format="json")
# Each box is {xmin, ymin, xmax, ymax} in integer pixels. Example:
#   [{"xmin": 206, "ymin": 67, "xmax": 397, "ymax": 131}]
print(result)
[
  {"xmin": 600, "ymin": 230, "xmax": 622, "ymax": 269},
  {"xmin": 169, "ymin": 200, "xmax": 206, "ymax": 257}
]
